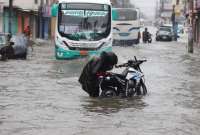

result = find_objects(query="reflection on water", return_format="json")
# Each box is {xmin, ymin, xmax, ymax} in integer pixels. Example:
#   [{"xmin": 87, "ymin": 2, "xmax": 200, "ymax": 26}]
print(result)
[
  {"xmin": 180, "ymin": 54, "xmax": 200, "ymax": 74},
  {"xmin": 46, "ymin": 58, "xmax": 89, "ymax": 79},
  {"xmin": 174, "ymin": 54, "xmax": 200, "ymax": 109},
  {"xmin": 82, "ymin": 97, "xmax": 148, "ymax": 115}
]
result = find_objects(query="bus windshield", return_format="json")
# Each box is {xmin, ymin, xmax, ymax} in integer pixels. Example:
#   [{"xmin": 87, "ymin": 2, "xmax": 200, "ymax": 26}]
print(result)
[
  {"xmin": 58, "ymin": 3, "xmax": 111, "ymax": 41},
  {"xmin": 112, "ymin": 9, "xmax": 138, "ymax": 21}
]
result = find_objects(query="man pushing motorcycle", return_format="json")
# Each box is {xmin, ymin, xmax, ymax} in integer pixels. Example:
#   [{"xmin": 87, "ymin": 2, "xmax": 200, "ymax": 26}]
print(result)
[
  {"xmin": 79, "ymin": 51, "xmax": 148, "ymax": 98},
  {"xmin": 79, "ymin": 51, "xmax": 124, "ymax": 97}
]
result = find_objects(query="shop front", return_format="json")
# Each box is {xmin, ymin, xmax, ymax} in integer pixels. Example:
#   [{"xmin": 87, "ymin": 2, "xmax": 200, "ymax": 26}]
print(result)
[
  {"xmin": 40, "ymin": 5, "xmax": 51, "ymax": 40},
  {"xmin": 195, "ymin": 0, "xmax": 200, "ymax": 47}
]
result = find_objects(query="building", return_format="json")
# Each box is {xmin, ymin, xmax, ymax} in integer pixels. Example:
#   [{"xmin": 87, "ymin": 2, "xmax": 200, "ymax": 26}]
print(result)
[
  {"xmin": 2, "ymin": 0, "xmax": 55, "ymax": 40},
  {"xmin": 158, "ymin": 0, "xmax": 185, "ymax": 25},
  {"xmin": 159, "ymin": 0, "xmax": 174, "ymax": 24},
  {"xmin": 189, "ymin": 0, "xmax": 200, "ymax": 47},
  {"xmin": 2, "ymin": 0, "xmax": 41, "ymax": 38},
  {"xmin": 0, "ymin": 0, "xmax": 8, "ymax": 32},
  {"xmin": 111, "ymin": 0, "xmax": 134, "ymax": 8}
]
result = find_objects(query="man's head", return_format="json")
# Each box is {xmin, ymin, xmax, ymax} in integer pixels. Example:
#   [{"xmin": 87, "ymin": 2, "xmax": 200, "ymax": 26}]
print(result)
[
  {"xmin": 100, "ymin": 51, "xmax": 118, "ymax": 71},
  {"xmin": 145, "ymin": 27, "xmax": 148, "ymax": 31}
]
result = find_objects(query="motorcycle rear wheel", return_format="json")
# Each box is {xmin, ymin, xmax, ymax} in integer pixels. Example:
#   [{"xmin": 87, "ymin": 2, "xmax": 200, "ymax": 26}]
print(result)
[{"xmin": 101, "ymin": 89, "xmax": 117, "ymax": 98}]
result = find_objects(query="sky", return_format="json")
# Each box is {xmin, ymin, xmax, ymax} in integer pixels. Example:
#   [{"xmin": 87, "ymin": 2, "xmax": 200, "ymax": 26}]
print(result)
[{"xmin": 130, "ymin": 0, "xmax": 158, "ymax": 19}]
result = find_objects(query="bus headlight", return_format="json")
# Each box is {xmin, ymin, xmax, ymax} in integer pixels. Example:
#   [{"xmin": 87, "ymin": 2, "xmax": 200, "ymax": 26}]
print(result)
[
  {"xmin": 101, "ymin": 39, "xmax": 112, "ymax": 48},
  {"xmin": 129, "ymin": 27, "xmax": 137, "ymax": 32},
  {"xmin": 63, "ymin": 41, "xmax": 69, "ymax": 47},
  {"xmin": 113, "ymin": 27, "xmax": 120, "ymax": 33},
  {"xmin": 55, "ymin": 36, "xmax": 69, "ymax": 50}
]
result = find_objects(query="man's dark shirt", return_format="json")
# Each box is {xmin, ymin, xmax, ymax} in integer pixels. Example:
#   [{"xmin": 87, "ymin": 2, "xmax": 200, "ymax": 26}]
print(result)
[
  {"xmin": 79, "ymin": 57, "xmax": 103, "ymax": 97},
  {"xmin": 143, "ymin": 31, "xmax": 150, "ymax": 41}
]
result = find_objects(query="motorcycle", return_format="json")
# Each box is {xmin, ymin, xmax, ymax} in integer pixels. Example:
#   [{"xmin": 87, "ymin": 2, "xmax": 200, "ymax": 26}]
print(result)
[{"xmin": 99, "ymin": 56, "xmax": 147, "ymax": 98}]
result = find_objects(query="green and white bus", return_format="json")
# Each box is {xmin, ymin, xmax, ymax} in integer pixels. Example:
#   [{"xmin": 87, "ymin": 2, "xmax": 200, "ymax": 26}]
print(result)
[
  {"xmin": 54, "ymin": 0, "xmax": 112, "ymax": 59},
  {"xmin": 112, "ymin": 8, "xmax": 141, "ymax": 45}
]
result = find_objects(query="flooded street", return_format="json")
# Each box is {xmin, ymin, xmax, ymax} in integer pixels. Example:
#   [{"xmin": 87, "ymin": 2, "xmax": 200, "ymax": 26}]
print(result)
[{"xmin": 1, "ymin": 40, "xmax": 200, "ymax": 135}]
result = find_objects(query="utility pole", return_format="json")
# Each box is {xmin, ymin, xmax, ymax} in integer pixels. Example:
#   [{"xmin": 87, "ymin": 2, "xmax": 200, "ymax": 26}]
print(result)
[
  {"xmin": 8, "ymin": 0, "xmax": 13, "ymax": 34},
  {"xmin": 122, "ymin": 0, "xmax": 124, "ymax": 8},
  {"xmin": 176, "ymin": 0, "xmax": 179, "ymax": 5},
  {"xmin": 188, "ymin": 0, "xmax": 194, "ymax": 53}
]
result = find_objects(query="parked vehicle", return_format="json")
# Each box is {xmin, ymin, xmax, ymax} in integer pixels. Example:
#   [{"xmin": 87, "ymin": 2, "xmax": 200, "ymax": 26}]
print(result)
[
  {"xmin": 99, "ymin": 57, "xmax": 147, "ymax": 98},
  {"xmin": 0, "ymin": 34, "xmax": 29, "ymax": 60},
  {"xmin": 156, "ymin": 25, "xmax": 174, "ymax": 41},
  {"xmin": 0, "ymin": 33, "xmax": 9, "ymax": 49},
  {"xmin": 0, "ymin": 33, "xmax": 12, "ymax": 60}
]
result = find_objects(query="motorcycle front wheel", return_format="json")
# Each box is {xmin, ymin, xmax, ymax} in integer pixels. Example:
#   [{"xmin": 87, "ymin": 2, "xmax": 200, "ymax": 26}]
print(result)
[{"xmin": 136, "ymin": 80, "xmax": 147, "ymax": 95}]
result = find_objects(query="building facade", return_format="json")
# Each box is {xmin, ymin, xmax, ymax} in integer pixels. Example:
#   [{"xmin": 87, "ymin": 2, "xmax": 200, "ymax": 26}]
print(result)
[
  {"xmin": 158, "ymin": 0, "xmax": 185, "ymax": 25},
  {"xmin": 1, "ymin": 0, "xmax": 56, "ymax": 40},
  {"xmin": 111, "ymin": 0, "xmax": 134, "ymax": 8},
  {"xmin": 190, "ymin": 0, "xmax": 200, "ymax": 47},
  {"xmin": 0, "ymin": 0, "xmax": 8, "ymax": 32},
  {"xmin": 0, "ymin": 2, "xmax": 3, "ymax": 32},
  {"xmin": 159, "ymin": 0, "xmax": 174, "ymax": 24},
  {"xmin": 2, "ymin": 0, "xmax": 40, "ymax": 38}
]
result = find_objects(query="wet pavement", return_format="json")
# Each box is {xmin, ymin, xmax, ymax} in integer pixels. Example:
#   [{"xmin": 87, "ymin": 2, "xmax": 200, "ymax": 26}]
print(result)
[{"xmin": 1, "ymin": 38, "xmax": 200, "ymax": 135}]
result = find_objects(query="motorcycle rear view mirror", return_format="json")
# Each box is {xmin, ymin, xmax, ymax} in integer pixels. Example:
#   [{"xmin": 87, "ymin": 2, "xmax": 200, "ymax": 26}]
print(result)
[{"xmin": 128, "ymin": 60, "xmax": 134, "ymax": 64}]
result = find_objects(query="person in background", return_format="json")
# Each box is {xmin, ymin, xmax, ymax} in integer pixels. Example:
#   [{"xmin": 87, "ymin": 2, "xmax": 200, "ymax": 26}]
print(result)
[
  {"xmin": 142, "ymin": 27, "xmax": 152, "ymax": 43},
  {"xmin": 24, "ymin": 26, "xmax": 33, "ymax": 52}
]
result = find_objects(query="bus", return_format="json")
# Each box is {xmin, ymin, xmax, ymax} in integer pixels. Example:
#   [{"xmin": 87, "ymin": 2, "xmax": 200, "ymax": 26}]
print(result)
[
  {"xmin": 112, "ymin": 8, "xmax": 141, "ymax": 45},
  {"xmin": 54, "ymin": 0, "xmax": 112, "ymax": 59}
]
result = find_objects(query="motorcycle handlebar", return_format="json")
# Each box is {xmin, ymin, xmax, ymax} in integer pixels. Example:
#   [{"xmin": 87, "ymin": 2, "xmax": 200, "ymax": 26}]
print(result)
[{"xmin": 115, "ymin": 59, "xmax": 147, "ymax": 68}]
